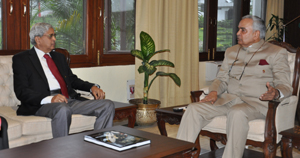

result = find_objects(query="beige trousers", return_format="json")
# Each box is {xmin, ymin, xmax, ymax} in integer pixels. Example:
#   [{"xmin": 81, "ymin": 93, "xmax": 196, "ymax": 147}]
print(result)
[{"xmin": 176, "ymin": 98, "xmax": 265, "ymax": 158}]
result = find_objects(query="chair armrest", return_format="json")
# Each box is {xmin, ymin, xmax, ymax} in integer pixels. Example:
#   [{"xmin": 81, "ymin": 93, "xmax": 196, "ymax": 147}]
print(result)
[
  {"xmin": 265, "ymin": 96, "xmax": 298, "ymax": 144},
  {"xmin": 264, "ymin": 100, "xmax": 280, "ymax": 143},
  {"xmin": 275, "ymin": 96, "xmax": 298, "ymax": 141},
  {"xmin": 191, "ymin": 87, "xmax": 210, "ymax": 102},
  {"xmin": 191, "ymin": 90, "xmax": 204, "ymax": 102}
]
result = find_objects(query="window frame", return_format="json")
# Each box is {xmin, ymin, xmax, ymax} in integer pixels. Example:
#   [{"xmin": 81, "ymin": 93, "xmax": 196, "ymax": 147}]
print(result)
[
  {"xmin": 199, "ymin": 0, "xmax": 251, "ymax": 62},
  {"xmin": 0, "ymin": 0, "xmax": 135, "ymax": 68},
  {"xmin": 1, "ymin": 0, "xmax": 253, "ymax": 66},
  {"xmin": 102, "ymin": 0, "xmax": 135, "ymax": 66}
]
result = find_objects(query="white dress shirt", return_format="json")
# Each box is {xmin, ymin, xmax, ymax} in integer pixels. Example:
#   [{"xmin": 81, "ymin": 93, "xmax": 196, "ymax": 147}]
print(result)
[{"xmin": 34, "ymin": 47, "xmax": 60, "ymax": 104}]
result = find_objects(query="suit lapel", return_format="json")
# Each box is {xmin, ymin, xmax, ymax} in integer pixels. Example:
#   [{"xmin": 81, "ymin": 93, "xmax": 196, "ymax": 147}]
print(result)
[{"xmin": 28, "ymin": 48, "xmax": 48, "ymax": 85}]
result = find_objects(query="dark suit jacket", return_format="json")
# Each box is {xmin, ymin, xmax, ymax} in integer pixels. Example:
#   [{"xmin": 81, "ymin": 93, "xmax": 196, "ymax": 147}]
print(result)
[{"xmin": 13, "ymin": 48, "xmax": 95, "ymax": 115}]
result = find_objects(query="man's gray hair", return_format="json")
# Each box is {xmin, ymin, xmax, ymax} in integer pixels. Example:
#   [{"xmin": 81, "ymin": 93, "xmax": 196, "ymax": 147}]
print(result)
[
  {"xmin": 29, "ymin": 23, "xmax": 53, "ymax": 45},
  {"xmin": 242, "ymin": 15, "xmax": 266, "ymax": 39}
]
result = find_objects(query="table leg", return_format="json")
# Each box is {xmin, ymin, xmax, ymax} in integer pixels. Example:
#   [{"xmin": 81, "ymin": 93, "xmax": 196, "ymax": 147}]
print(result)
[
  {"xmin": 127, "ymin": 108, "xmax": 136, "ymax": 128},
  {"xmin": 114, "ymin": 108, "xmax": 137, "ymax": 128},
  {"xmin": 281, "ymin": 137, "xmax": 293, "ymax": 158},
  {"xmin": 156, "ymin": 113, "xmax": 168, "ymax": 136}
]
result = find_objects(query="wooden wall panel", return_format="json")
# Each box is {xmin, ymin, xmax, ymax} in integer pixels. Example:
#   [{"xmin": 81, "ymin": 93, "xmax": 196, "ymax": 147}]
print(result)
[
  {"xmin": 2, "ymin": 0, "xmax": 30, "ymax": 50},
  {"xmin": 284, "ymin": 0, "xmax": 300, "ymax": 48}
]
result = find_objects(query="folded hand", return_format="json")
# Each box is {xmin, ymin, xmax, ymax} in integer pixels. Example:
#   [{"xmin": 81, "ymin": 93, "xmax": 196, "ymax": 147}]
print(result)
[
  {"xmin": 199, "ymin": 91, "xmax": 218, "ymax": 104},
  {"xmin": 259, "ymin": 82, "xmax": 279, "ymax": 101},
  {"xmin": 91, "ymin": 86, "xmax": 105, "ymax": 100},
  {"xmin": 52, "ymin": 94, "xmax": 68, "ymax": 103}
]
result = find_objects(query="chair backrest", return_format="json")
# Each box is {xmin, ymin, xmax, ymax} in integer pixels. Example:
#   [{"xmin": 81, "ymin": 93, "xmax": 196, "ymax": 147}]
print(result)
[
  {"xmin": 54, "ymin": 48, "xmax": 71, "ymax": 66},
  {"xmin": 0, "ymin": 53, "xmax": 21, "ymax": 107},
  {"xmin": 269, "ymin": 40, "xmax": 300, "ymax": 96}
]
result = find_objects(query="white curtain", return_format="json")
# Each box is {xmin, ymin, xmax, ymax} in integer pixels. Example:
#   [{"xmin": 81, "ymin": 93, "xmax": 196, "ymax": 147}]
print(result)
[{"xmin": 134, "ymin": 0, "xmax": 199, "ymax": 107}]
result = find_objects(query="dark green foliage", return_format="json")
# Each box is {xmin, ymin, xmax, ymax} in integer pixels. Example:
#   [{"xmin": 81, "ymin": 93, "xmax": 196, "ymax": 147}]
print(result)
[
  {"xmin": 30, "ymin": 0, "xmax": 85, "ymax": 54},
  {"xmin": 131, "ymin": 31, "xmax": 181, "ymax": 104},
  {"xmin": 266, "ymin": 14, "xmax": 284, "ymax": 42}
]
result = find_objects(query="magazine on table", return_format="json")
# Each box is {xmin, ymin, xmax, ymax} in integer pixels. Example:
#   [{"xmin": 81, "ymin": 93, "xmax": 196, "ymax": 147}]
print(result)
[{"xmin": 84, "ymin": 130, "xmax": 151, "ymax": 151}]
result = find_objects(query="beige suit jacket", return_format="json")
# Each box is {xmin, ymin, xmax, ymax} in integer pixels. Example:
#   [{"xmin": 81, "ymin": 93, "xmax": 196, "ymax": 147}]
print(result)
[{"xmin": 209, "ymin": 40, "xmax": 293, "ymax": 115}]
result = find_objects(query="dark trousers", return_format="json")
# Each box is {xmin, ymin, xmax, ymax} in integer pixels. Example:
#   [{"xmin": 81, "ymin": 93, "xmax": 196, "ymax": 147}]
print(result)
[
  {"xmin": 35, "ymin": 99, "xmax": 115, "ymax": 138},
  {"xmin": 0, "ymin": 116, "xmax": 9, "ymax": 150}
]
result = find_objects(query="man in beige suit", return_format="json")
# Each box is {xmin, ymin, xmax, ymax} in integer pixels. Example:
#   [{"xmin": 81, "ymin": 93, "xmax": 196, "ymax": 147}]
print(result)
[{"xmin": 177, "ymin": 15, "xmax": 292, "ymax": 158}]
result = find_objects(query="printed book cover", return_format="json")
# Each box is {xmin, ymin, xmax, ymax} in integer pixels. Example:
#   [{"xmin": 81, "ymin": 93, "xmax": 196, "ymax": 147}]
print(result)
[{"xmin": 84, "ymin": 130, "xmax": 151, "ymax": 151}]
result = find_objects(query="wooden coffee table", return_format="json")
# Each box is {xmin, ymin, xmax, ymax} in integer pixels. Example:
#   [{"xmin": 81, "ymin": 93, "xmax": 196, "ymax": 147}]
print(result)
[
  {"xmin": 0, "ymin": 126, "xmax": 197, "ymax": 158},
  {"xmin": 156, "ymin": 105, "xmax": 202, "ymax": 155},
  {"xmin": 113, "ymin": 102, "xmax": 137, "ymax": 128},
  {"xmin": 156, "ymin": 105, "xmax": 187, "ymax": 136}
]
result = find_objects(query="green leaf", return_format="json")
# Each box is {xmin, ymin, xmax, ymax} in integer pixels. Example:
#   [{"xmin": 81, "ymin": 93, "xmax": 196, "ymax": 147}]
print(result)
[
  {"xmin": 140, "ymin": 31, "xmax": 155, "ymax": 59},
  {"xmin": 138, "ymin": 65, "xmax": 146, "ymax": 73},
  {"xmin": 146, "ymin": 49, "xmax": 170, "ymax": 60},
  {"xmin": 268, "ymin": 17, "xmax": 272, "ymax": 25},
  {"xmin": 131, "ymin": 50, "xmax": 144, "ymax": 60},
  {"xmin": 156, "ymin": 72, "xmax": 181, "ymax": 86},
  {"xmin": 149, "ymin": 60, "xmax": 174, "ymax": 67},
  {"xmin": 144, "ymin": 62, "xmax": 157, "ymax": 75}
]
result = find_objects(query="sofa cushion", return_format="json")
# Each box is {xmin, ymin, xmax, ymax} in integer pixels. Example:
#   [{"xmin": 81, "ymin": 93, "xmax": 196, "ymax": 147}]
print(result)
[
  {"xmin": 0, "ymin": 106, "xmax": 96, "ymax": 136},
  {"xmin": 13, "ymin": 115, "xmax": 52, "ymax": 135},
  {"xmin": 69, "ymin": 115, "xmax": 95, "ymax": 133},
  {"xmin": 0, "ymin": 106, "xmax": 52, "ymax": 135},
  {"xmin": 5, "ymin": 117, "xmax": 22, "ymax": 141}
]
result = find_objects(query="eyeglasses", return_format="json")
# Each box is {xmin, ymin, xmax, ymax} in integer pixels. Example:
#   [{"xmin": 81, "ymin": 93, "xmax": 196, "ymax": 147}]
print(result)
[{"xmin": 42, "ymin": 33, "xmax": 56, "ymax": 39}]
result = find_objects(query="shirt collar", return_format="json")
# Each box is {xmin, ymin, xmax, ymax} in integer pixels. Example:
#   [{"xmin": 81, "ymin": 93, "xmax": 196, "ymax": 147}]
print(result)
[
  {"xmin": 34, "ymin": 46, "xmax": 51, "ymax": 59},
  {"xmin": 242, "ymin": 39, "xmax": 265, "ymax": 51}
]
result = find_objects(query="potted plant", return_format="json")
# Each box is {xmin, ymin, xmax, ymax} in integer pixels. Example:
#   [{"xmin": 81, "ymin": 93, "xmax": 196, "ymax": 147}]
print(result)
[
  {"xmin": 130, "ymin": 31, "xmax": 181, "ymax": 126},
  {"xmin": 266, "ymin": 14, "xmax": 284, "ymax": 42}
]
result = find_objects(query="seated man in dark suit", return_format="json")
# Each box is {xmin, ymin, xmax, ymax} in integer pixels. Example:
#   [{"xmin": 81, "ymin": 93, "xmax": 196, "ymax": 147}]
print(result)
[
  {"xmin": 0, "ymin": 116, "xmax": 9, "ymax": 150},
  {"xmin": 13, "ymin": 23, "xmax": 115, "ymax": 138}
]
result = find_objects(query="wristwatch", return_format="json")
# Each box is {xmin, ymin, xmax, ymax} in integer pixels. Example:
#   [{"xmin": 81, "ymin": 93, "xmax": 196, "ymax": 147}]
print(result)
[
  {"xmin": 94, "ymin": 84, "xmax": 100, "ymax": 89},
  {"xmin": 90, "ymin": 84, "xmax": 100, "ymax": 92}
]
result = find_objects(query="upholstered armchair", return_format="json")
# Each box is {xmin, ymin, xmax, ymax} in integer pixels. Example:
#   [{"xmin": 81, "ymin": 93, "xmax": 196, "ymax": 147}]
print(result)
[
  {"xmin": 0, "ymin": 116, "xmax": 9, "ymax": 150},
  {"xmin": 191, "ymin": 41, "xmax": 300, "ymax": 158}
]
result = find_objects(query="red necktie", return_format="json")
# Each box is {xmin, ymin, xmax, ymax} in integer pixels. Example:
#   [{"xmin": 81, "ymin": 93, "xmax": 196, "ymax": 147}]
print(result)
[{"xmin": 44, "ymin": 54, "xmax": 69, "ymax": 98}]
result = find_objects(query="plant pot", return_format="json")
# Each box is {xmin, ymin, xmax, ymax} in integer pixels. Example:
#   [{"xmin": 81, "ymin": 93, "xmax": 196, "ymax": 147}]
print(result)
[{"xmin": 129, "ymin": 98, "xmax": 161, "ymax": 126}]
